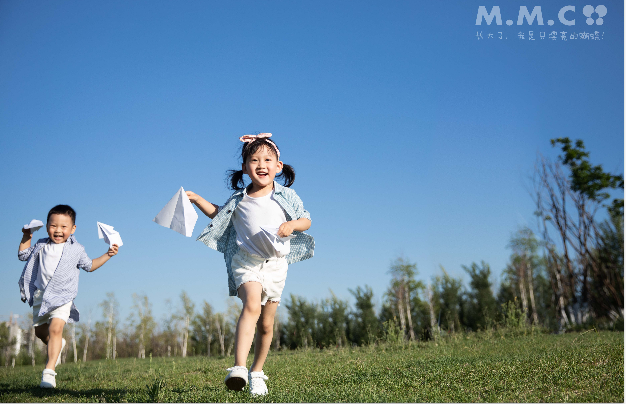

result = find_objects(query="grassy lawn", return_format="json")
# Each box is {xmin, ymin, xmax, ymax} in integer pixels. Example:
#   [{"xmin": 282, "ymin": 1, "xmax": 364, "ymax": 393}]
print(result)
[{"xmin": 0, "ymin": 331, "xmax": 622, "ymax": 402}]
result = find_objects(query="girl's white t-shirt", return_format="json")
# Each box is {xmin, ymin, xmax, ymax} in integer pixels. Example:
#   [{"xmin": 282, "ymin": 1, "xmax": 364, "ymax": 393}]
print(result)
[
  {"xmin": 34, "ymin": 241, "xmax": 65, "ymax": 290},
  {"xmin": 232, "ymin": 190, "xmax": 290, "ymax": 258}
]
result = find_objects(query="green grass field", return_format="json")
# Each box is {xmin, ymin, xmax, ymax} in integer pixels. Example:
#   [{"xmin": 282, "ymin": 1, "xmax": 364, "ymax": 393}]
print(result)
[{"xmin": 0, "ymin": 331, "xmax": 622, "ymax": 402}]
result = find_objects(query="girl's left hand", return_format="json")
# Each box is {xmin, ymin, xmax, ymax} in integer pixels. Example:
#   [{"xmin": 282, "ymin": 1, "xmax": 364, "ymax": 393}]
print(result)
[{"xmin": 277, "ymin": 221, "xmax": 295, "ymax": 238}]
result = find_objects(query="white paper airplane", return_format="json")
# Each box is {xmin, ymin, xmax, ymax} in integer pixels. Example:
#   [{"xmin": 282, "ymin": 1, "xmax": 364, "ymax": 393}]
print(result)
[
  {"xmin": 153, "ymin": 187, "xmax": 198, "ymax": 237},
  {"xmin": 97, "ymin": 222, "xmax": 123, "ymax": 247},
  {"xmin": 260, "ymin": 226, "xmax": 297, "ymax": 242},
  {"xmin": 24, "ymin": 219, "xmax": 44, "ymax": 233}
]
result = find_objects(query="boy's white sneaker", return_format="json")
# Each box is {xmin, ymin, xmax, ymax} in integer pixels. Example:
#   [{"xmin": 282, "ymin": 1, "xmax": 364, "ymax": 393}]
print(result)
[
  {"xmin": 249, "ymin": 370, "xmax": 269, "ymax": 396},
  {"xmin": 40, "ymin": 369, "xmax": 57, "ymax": 388},
  {"xmin": 55, "ymin": 338, "xmax": 66, "ymax": 367},
  {"xmin": 224, "ymin": 366, "xmax": 248, "ymax": 391}
]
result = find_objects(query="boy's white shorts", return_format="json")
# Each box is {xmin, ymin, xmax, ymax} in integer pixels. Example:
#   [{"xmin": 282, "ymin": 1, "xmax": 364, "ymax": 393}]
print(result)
[
  {"xmin": 32, "ymin": 289, "xmax": 72, "ymax": 327},
  {"xmin": 232, "ymin": 248, "xmax": 288, "ymax": 305}
]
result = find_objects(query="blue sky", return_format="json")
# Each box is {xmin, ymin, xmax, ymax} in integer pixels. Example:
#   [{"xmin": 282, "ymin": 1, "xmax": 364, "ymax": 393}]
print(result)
[{"xmin": 1, "ymin": 0, "xmax": 623, "ymax": 324}]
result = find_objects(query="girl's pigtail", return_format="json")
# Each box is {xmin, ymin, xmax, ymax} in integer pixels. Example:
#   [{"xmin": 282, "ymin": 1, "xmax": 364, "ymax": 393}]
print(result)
[
  {"xmin": 227, "ymin": 169, "xmax": 245, "ymax": 190},
  {"xmin": 279, "ymin": 164, "xmax": 296, "ymax": 188}
]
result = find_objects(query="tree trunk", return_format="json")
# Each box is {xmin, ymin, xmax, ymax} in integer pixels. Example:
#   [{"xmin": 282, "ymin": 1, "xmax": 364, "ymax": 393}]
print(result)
[
  {"xmin": 72, "ymin": 324, "xmax": 77, "ymax": 363},
  {"xmin": 427, "ymin": 286, "xmax": 437, "ymax": 335},
  {"xmin": 29, "ymin": 326, "xmax": 35, "ymax": 367},
  {"xmin": 83, "ymin": 330, "xmax": 89, "ymax": 362},
  {"xmin": 226, "ymin": 338, "xmax": 234, "ymax": 357},
  {"xmin": 205, "ymin": 325, "xmax": 211, "ymax": 358},
  {"xmin": 517, "ymin": 261, "xmax": 529, "ymax": 318},
  {"xmin": 139, "ymin": 324, "xmax": 145, "ymax": 359},
  {"xmin": 106, "ymin": 313, "xmax": 112, "ymax": 360},
  {"xmin": 396, "ymin": 286, "xmax": 406, "ymax": 337},
  {"xmin": 112, "ymin": 331, "xmax": 117, "ymax": 360},
  {"xmin": 181, "ymin": 316, "xmax": 189, "ymax": 358},
  {"xmin": 216, "ymin": 319, "xmax": 225, "ymax": 356},
  {"xmin": 525, "ymin": 258, "xmax": 539, "ymax": 325},
  {"xmin": 403, "ymin": 277, "xmax": 415, "ymax": 341}
]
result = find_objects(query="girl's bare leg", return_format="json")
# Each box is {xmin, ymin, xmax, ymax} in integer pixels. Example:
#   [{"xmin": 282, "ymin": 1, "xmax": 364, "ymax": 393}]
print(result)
[
  {"xmin": 250, "ymin": 301, "xmax": 278, "ymax": 372},
  {"xmin": 35, "ymin": 318, "xmax": 65, "ymax": 371},
  {"xmin": 234, "ymin": 282, "xmax": 263, "ymax": 367}
]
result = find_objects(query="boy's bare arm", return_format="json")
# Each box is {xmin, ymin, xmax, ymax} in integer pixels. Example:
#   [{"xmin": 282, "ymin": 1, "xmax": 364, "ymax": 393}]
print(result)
[
  {"xmin": 186, "ymin": 191, "xmax": 219, "ymax": 219},
  {"xmin": 90, "ymin": 244, "xmax": 119, "ymax": 272},
  {"xmin": 19, "ymin": 228, "xmax": 33, "ymax": 252}
]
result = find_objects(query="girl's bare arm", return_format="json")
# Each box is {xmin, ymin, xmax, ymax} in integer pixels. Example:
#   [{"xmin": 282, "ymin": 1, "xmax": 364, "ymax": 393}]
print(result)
[{"xmin": 186, "ymin": 191, "xmax": 220, "ymax": 219}]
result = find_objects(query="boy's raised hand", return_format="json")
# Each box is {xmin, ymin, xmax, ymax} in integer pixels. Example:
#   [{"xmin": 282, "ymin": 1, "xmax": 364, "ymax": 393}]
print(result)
[{"xmin": 107, "ymin": 244, "xmax": 119, "ymax": 257}]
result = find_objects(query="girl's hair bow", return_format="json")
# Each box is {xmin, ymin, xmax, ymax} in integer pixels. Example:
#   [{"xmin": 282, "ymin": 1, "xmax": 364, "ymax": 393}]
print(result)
[{"xmin": 239, "ymin": 133, "xmax": 280, "ymax": 158}]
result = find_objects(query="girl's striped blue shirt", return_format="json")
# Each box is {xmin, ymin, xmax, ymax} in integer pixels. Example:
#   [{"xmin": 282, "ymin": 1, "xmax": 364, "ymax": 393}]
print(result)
[{"xmin": 197, "ymin": 182, "xmax": 314, "ymax": 297}]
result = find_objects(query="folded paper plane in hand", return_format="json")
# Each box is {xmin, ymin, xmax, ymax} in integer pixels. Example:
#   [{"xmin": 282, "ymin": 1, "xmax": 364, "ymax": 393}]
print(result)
[
  {"xmin": 97, "ymin": 222, "xmax": 123, "ymax": 247},
  {"xmin": 260, "ymin": 226, "xmax": 296, "ymax": 242},
  {"xmin": 24, "ymin": 219, "xmax": 44, "ymax": 233},
  {"xmin": 153, "ymin": 187, "xmax": 198, "ymax": 237}
]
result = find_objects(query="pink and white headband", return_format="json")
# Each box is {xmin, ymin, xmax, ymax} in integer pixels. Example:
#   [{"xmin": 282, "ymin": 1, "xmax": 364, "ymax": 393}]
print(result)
[{"xmin": 239, "ymin": 133, "xmax": 280, "ymax": 159}]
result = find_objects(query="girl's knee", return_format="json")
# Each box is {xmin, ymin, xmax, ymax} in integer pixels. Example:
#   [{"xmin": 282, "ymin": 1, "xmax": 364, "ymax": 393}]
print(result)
[
  {"xmin": 243, "ymin": 301, "xmax": 262, "ymax": 318},
  {"xmin": 259, "ymin": 319, "xmax": 274, "ymax": 335}
]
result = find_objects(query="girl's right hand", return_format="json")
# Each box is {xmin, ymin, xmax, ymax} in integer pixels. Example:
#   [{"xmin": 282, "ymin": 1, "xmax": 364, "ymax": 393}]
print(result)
[
  {"xmin": 21, "ymin": 228, "xmax": 32, "ymax": 238},
  {"xmin": 186, "ymin": 191, "xmax": 201, "ymax": 204}
]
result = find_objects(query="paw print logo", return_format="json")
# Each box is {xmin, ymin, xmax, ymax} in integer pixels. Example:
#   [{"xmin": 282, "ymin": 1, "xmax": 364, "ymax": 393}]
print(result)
[{"xmin": 583, "ymin": 5, "xmax": 607, "ymax": 25}]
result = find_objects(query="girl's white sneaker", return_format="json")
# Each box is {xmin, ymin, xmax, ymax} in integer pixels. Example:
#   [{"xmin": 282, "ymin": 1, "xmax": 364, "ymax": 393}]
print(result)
[
  {"xmin": 40, "ymin": 369, "xmax": 57, "ymax": 388},
  {"xmin": 248, "ymin": 370, "xmax": 269, "ymax": 396},
  {"xmin": 224, "ymin": 366, "xmax": 248, "ymax": 391}
]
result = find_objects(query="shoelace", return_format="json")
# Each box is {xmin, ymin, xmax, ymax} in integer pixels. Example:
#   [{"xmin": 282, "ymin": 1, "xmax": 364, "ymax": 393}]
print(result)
[
  {"xmin": 249, "ymin": 371, "xmax": 269, "ymax": 391},
  {"xmin": 249, "ymin": 371, "xmax": 268, "ymax": 381}
]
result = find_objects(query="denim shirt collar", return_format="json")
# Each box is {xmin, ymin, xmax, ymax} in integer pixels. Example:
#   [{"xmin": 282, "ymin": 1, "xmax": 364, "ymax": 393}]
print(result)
[{"xmin": 233, "ymin": 181, "xmax": 285, "ymax": 198}]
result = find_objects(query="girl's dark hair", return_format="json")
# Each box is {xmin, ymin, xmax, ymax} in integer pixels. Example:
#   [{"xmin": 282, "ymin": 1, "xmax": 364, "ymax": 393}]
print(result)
[{"xmin": 226, "ymin": 137, "xmax": 295, "ymax": 191}]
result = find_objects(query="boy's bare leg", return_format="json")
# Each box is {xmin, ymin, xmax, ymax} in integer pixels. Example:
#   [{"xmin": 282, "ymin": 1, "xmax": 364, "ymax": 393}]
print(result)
[
  {"xmin": 34, "ymin": 323, "xmax": 50, "ymax": 344},
  {"xmin": 44, "ymin": 318, "xmax": 65, "ymax": 371},
  {"xmin": 234, "ymin": 282, "xmax": 263, "ymax": 368},
  {"xmin": 250, "ymin": 301, "xmax": 278, "ymax": 372}
]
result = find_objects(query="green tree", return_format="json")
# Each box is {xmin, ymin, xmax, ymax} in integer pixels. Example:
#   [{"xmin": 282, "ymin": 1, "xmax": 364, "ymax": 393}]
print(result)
[
  {"xmin": 285, "ymin": 295, "xmax": 318, "ymax": 349},
  {"xmin": 348, "ymin": 285, "xmax": 380, "ymax": 345},
  {"xmin": 317, "ymin": 291, "xmax": 349, "ymax": 348},
  {"xmin": 128, "ymin": 293, "xmax": 156, "ymax": 358},
  {"xmin": 535, "ymin": 138, "xmax": 623, "ymax": 325},
  {"xmin": 432, "ymin": 266, "xmax": 463, "ymax": 333},
  {"xmin": 461, "ymin": 261, "xmax": 497, "ymax": 331},
  {"xmin": 191, "ymin": 301, "xmax": 215, "ymax": 357}
]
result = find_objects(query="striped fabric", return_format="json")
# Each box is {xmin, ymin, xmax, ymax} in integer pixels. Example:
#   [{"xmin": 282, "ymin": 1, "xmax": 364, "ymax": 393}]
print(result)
[
  {"xmin": 197, "ymin": 182, "xmax": 314, "ymax": 297},
  {"xmin": 18, "ymin": 235, "xmax": 92, "ymax": 324}
]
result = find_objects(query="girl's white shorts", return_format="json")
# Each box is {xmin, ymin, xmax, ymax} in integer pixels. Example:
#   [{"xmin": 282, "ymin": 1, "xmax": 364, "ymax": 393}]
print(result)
[
  {"xmin": 232, "ymin": 248, "xmax": 288, "ymax": 305},
  {"xmin": 32, "ymin": 289, "xmax": 72, "ymax": 327}
]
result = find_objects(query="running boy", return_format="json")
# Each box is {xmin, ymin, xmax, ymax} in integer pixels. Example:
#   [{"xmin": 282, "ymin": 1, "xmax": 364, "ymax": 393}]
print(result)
[{"xmin": 18, "ymin": 205, "xmax": 118, "ymax": 388}]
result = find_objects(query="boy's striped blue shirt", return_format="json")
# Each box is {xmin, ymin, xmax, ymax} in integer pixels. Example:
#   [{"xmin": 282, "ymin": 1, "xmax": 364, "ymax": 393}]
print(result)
[
  {"xmin": 18, "ymin": 235, "xmax": 92, "ymax": 323},
  {"xmin": 197, "ymin": 182, "xmax": 314, "ymax": 297}
]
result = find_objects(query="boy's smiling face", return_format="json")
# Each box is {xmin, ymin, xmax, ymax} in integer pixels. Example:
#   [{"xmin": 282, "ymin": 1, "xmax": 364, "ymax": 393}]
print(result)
[{"xmin": 46, "ymin": 213, "xmax": 76, "ymax": 244}]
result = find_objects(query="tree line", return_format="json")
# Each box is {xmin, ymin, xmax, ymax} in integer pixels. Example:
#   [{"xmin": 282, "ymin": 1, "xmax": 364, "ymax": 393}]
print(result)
[{"xmin": 1, "ymin": 137, "xmax": 622, "ymax": 365}]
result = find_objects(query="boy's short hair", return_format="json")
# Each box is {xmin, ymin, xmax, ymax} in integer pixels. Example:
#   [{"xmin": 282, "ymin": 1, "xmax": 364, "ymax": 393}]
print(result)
[{"xmin": 47, "ymin": 205, "xmax": 77, "ymax": 225}]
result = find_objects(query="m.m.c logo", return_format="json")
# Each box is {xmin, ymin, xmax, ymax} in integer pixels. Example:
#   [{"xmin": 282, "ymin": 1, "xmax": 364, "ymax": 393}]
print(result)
[{"xmin": 476, "ymin": 5, "xmax": 607, "ymax": 26}]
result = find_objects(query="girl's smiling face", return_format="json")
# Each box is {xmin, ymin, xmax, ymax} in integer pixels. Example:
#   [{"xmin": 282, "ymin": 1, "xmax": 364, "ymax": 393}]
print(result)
[
  {"xmin": 242, "ymin": 145, "xmax": 283, "ymax": 194},
  {"xmin": 46, "ymin": 213, "xmax": 76, "ymax": 244}
]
